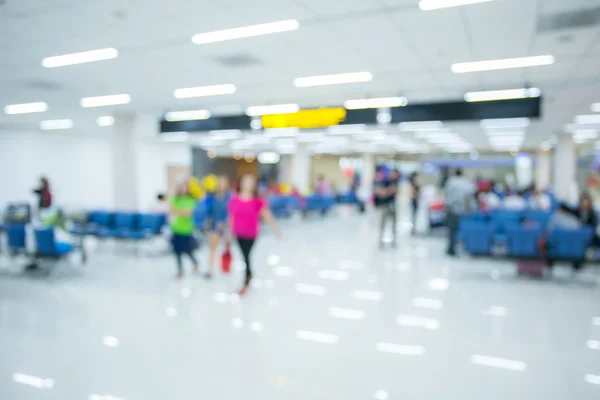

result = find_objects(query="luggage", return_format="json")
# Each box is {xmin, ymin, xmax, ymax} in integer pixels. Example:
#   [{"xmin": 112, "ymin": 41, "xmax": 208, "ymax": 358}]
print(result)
[
  {"xmin": 516, "ymin": 259, "xmax": 545, "ymax": 278},
  {"xmin": 221, "ymin": 244, "xmax": 232, "ymax": 273}
]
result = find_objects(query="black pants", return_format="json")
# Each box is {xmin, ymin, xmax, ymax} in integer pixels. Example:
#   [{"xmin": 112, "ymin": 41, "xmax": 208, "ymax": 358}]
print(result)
[
  {"xmin": 237, "ymin": 237, "xmax": 256, "ymax": 283},
  {"xmin": 176, "ymin": 251, "xmax": 198, "ymax": 274},
  {"xmin": 446, "ymin": 212, "xmax": 460, "ymax": 255}
]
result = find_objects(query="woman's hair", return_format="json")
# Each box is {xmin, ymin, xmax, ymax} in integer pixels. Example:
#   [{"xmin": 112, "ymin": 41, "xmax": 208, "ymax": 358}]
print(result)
[
  {"xmin": 237, "ymin": 174, "xmax": 259, "ymax": 198},
  {"xmin": 579, "ymin": 192, "xmax": 592, "ymax": 208}
]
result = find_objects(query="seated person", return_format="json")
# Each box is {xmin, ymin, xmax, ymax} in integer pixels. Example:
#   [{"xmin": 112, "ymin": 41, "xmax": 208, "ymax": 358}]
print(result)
[
  {"xmin": 502, "ymin": 190, "xmax": 527, "ymax": 210},
  {"xmin": 529, "ymin": 189, "xmax": 551, "ymax": 211},
  {"xmin": 545, "ymin": 203, "xmax": 585, "ymax": 278},
  {"xmin": 477, "ymin": 183, "xmax": 501, "ymax": 211}
]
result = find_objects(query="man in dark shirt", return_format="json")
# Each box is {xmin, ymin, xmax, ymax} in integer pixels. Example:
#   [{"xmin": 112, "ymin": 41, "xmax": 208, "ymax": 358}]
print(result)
[{"xmin": 375, "ymin": 170, "xmax": 399, "ymax": 246}]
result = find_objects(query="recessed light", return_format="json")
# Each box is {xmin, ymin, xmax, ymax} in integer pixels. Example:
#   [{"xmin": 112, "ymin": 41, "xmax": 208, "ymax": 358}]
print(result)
[
  {"xmin": 81, "ymin": 94, "xmax": 131, "ymax": 108},
  {"xmin": 420, "ymin": 0, "xmax": 493, "ymax": 11},
  {"xmin": 4, "ymin": 101, "xmax": 48, "ymax": 115},
  {"xmin": 40, "ymin": 119, "xmax": 73, "ymax": 130},
  {"xmin": 42, "ymin": 48, "xmax": 118, "ymax": 68},
  {"xmin": 173, "ymin": 84, "xmax": 236, "ymax": 98},
  {"xmin": 294, "ymin": 72, "xmax": 373, "ymax": 87},
  {"xmin": 12, "ymin": 373, "xmax": 54, "ymax": 389},
  {"xmin": 295, "ymin": 330, "xmax": 339, "ymax": 344},
  {"xmin": 351, "ymin": 290, "xmax": 383, "ymax": 302},
  {"xmin": 96, "ymin": 116, "xmax": 114, "ymax": 126},
  {"xmin": 246, "ymin": 104, "xmax": 299, "ymax": 116},
  {"xmin": 465, "ymin": 88, "xmax": 541, "ymax": 102},
  {"xmin": 164, "ymin": 110, "xmax": 211, "ymax": 121},
  {"xmin": 192, "ymin": 20, "xmax": 299, "ymax": 44},
  {"xmin": 376, "ymin": 342, "xmax": 426, "ymax": 355},
  {"xmin": 452, "ymin": 55, "xmax": 554, "ymax": 73},
  {"xmin": 470, "ymin": 354, "xmax": 526, "ymax": 371},
  {"xmin": 295, "ymin": 283, "xmax": 327, "ymax": 296},
  {"xmin": 328, "ymin": 307, "xmax": 366, "ymax": 320},
  {"xmin": 258, "ymin": 151, "xmax": 281, "ymax": 164}
]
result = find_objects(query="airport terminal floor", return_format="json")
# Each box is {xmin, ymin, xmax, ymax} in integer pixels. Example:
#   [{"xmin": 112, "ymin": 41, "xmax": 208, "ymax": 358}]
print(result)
[{"xmin": 1, "ymin": 208, "xmax": 599, "ymax": 400}]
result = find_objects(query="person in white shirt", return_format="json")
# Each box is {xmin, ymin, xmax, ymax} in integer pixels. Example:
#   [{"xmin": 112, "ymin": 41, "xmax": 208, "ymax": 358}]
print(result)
[
  {"xmin": 529, "ymin": 189, "xmax": 551, "ymax": 211},
  {"xmin": 502, "ymin": 191, "xmax": 527, "ymax": 210}
]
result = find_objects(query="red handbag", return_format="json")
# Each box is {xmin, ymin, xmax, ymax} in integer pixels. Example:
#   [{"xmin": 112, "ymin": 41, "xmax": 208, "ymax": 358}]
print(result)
[{"xmin": 221, "ymin": 244, "xmax": 232, "ymax": 273}]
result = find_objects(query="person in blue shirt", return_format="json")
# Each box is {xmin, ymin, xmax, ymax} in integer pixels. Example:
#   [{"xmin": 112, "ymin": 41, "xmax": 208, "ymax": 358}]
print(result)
[{"xmin": 204, "ymin": 176, "xmax": 232, "ymax": 279}]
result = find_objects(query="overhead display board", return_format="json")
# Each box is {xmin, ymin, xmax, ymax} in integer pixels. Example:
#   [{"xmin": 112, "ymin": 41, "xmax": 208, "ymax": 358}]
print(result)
[
  {"xmin": 391, "ymin": 98, "xmax": 541, "ymax": 123},
  {"xmin": 160, "ymin": 115, "xmax": 252, "ymax": 133},
  {"xmin": 261, "ymin": 108, "xmax": 346, "ymax": 129}
]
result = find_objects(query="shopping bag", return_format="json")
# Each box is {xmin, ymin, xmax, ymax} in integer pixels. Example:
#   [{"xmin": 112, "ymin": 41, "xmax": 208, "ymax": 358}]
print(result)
[{"xmin": 221, "ymin": 244, "xmax": 232, "ymax": 273}]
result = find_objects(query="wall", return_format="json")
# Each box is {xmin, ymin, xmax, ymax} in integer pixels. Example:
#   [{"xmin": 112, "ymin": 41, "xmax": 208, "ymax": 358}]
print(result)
[{"xmin": 0, "ymin": 130, "xmax": 191, "ymax": 211}]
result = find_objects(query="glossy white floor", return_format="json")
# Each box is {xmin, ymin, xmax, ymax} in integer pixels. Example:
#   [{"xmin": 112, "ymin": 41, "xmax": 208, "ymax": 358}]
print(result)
[{"xmin": 1, "ymin": 208, "xmax": 600, "ymax": 400}]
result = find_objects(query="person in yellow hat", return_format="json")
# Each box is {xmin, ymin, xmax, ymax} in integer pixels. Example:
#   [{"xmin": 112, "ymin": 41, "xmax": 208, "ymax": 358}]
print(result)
[{"xmin": 170, "ymin": 182, "xmax": 199, "ymax": 279}]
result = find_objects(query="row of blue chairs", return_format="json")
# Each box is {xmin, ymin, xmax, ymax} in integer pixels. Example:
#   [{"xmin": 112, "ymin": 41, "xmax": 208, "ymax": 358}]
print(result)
[
  {"xmin": 70, "ymin": 211, "xmax": 167, "ymax": 240},
  {"xmin": 459, "ymin": 210, "xmax": 593, "ymax": 260},
  {"xmin": 3, "ymin": 224, "xmax": 78, "ymax": 261}
]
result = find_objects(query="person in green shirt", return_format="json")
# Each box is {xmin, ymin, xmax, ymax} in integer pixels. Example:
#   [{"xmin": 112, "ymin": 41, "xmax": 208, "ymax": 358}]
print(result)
[{"xmin": 170, "ymin": 182, "xmax": 198, "ymax": 279}]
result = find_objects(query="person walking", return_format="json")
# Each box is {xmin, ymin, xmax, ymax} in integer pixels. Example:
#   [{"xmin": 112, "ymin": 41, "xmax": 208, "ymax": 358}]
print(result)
[
  {"xmin": 444, "ymin": 169, "xmax": 474, "ymax": 256},
  {"xmin": 228, "ymin": 174, "xmax": 280, "ymax": 295},
  {"xmin": 204, "ymin": 176, "xmax": 231, "ymax": 279},
  {"xmin": 375, "ymin": 169, "xmax": 399, "ymax": 246},
  {"xmin": 170, "ymin": 182, "xmax": 199, "ymax": 279},
  {"xmin": 33, "ymin": 176, "xmax": 52, "ymax": 210},
  {"xmin": 409, "ymin": 171, "xmax": 421, "ymax": 233}
]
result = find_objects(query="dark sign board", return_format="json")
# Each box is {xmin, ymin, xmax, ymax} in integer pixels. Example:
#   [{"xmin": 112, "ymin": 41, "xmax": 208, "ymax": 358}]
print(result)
[
  {"xmin": 160, "ymin": 115, "xmax": 252, "ymax": 133},
  {"xmin": 391, "ymin": 98, "xmax": 541, "ymax": 123}
]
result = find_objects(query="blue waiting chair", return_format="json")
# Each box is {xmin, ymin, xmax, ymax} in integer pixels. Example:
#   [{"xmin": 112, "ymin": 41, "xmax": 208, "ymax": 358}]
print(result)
[
  {"xmin": 462, "ymin": 222, "xmax": 496, "ymax": 255},
  {"xmin": 34, "ymin": 227, "xmax": 74, "ymax": 257},
  {"xmin": 5, "ymin": 224, "xmax": 27, "ymax": 255},
  {"xmin": 97, "ymin": 212, "xmax": 134, "ymax": 238},
  {"xmin": 547, "ymin": 228, "xmax": 593, "ymax": 260},
  {"xmin": 121, "ymin": 213, "xmax": 165, "ymax": 240},
  {"xmin": 523, "ymin": 210, "xmax": 552, "ymax": 229},
  {"xmin": 506, "ymin": 226, "xmax": 543, "ymax": 258}
]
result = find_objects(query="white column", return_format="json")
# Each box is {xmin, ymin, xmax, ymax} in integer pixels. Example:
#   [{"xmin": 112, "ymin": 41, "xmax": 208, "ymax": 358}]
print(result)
[
  {"xmin": 291, "ymin": 144, "xmax": 311, "ymax": 193},
  {"xmin": 535, "ymin": 150, "xmax": 552, "ymax": 190},
  {"xmin": 360, "ymin": 153, "xmax": 375, "ymax": 200},
  {"xmin": 514, "ymin": 153, "xmax": 533, "ymax": 189},
  {"xmin": 553, "ymin": 133, "xmax": 576, "ymax": 201},
  {"xmin": 111, "ymin": 113, "xmax": 155, "ymax": 209},
  {"xmin": 278, "ymin": 155, "xmax": 292, "ymax": 184}
]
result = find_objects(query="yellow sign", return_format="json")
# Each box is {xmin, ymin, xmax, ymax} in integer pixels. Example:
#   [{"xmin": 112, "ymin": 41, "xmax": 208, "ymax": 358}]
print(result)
[{"xmin": 261, "ymin": 108, "xmax": 346, "ymax": 129}]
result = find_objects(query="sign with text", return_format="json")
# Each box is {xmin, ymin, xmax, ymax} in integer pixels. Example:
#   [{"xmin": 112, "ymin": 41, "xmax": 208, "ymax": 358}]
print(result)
[{"xmin": 261, "ymin": 108, "xmax": 346, "ymax": 129}]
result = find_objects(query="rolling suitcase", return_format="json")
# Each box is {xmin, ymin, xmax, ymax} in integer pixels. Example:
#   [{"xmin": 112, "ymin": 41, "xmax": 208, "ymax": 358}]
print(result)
[{"xmin": 516, "ymin": 259, "xmax": 545, "ymax": 278}]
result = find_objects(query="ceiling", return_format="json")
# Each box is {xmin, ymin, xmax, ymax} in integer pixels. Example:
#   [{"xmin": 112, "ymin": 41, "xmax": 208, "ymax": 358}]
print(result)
[{"xmin": 1, "ymin": 0, "xmax": 600, "ymax": 154}]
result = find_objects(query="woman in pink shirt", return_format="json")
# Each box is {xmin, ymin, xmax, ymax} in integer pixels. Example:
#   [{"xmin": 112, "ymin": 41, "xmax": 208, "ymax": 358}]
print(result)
[{"xmin": 228, "ymin": 174, "xmax": 280, "ymax": 294}]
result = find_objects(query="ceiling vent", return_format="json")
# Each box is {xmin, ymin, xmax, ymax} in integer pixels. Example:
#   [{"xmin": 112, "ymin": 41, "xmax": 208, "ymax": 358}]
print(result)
[
  {"xmin": 214, "ymin": 54, "xmax": 262, "ymax": 68},
  {"xmin": 537, "ymin": 6, "xmax": 600, "ymax": 32}
]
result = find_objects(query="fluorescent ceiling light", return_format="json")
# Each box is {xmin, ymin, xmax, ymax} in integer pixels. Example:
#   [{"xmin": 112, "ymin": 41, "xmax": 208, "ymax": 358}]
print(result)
[
  {"xmin": 89, "ymin": 394, "xmax": 125, "ymax": 400},
  {"xmin": 318, "ymin": 269, "xmax": 349, "ymax": 281},
  {"xmin": 40, "ymin": 119, "xmax": 73, "ymax": 130},
  {"xmin": 575, "ymin": 114, "xmax": 600, "ymax": 124},
  {"xmin": 480, "ymin": 118, "xmax": 530, "ymax": 129},
  {"xmin": 452, "ymin": 55, "xmax": 554, "ymax": 73},
  {"xmin": 165, "ymin": 109, "xmax": 210, "ymax": 121},
  {"xmin": 350, "ymin": 290, "xmax": 383, "ymax": 302},
  {"xmin": 328, "ymin": 124, "xmax": 367, "ymax": 135},
  {"xmin": 376, "ymin": 342, "xmax": 425, "ymax": 355},
  {"xmin": 592, "ymin": 103, "xmax": 600, "ymax": 113},
  {"xmin": 265, "ymin": 128, "xmax": 299, "ymax": 138},
  {"xmin": 294, "ymin": 72, "xmax": 373, "ymax": 87},
  {"xmin": 586, "ymin": 374, "xmax": 600, "ymax": 385},
  {"xmin": 344, "ymin": 97, "xmax": 407, "ymax": 110},
  {"xmin": 470, "ymin": 355, "xmax": 527, "ymax": 371},
  {"xmin": 427, "ymin": 278, "xmax": 449, "ymax": 291},
  {"xmin": 399, "ymin": 121, "xmax": 444, "ymax": 131},
  {"xmin": 102, "ymin": 336, "xmax": 119, "ymax": 347},
  {"xmin": 81, "ymin": 94, "xmax": 131, "ymax": 108},
  {"xmin": 465, "ymin": 87, "xmax": 540, "ymax": 102},
  {"xmin": 4, "ymin": 101, "xmax": 48, "ymax": 115},
  {"xmin": 328, "ymin": 307, "xmax": 366, "ymax": 320},
  {"xmin": 173, "ymin": 84, "xmax": 236, "ymax": 99},
  {"xmin": 12, "ymin": 373, "xmax": 54, "ymax": 389},
  {"xmin": 192, "ymin": 19, "xmax": 299, "ymax": 44},
  {"xmin": 42, "ymin": 48, "xmax": 118, "ymax": 68},
  {"xmin": 96, "ymin": 116, "xmax": 114, "ymax": 127},
  {"xmin": 295, "ymin": 330, "xmax": 338, "ymax": 344},
  {"xmin": 419, "ymin": 0, "xmax": 493, "ymax": 11},
  {"xmin": 246, "ymin": 104, "xmax": 299, "ymax": 116},
  {"xmin": 161, "ymin": 132, "xmax": 189, "ymax": 142}
]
